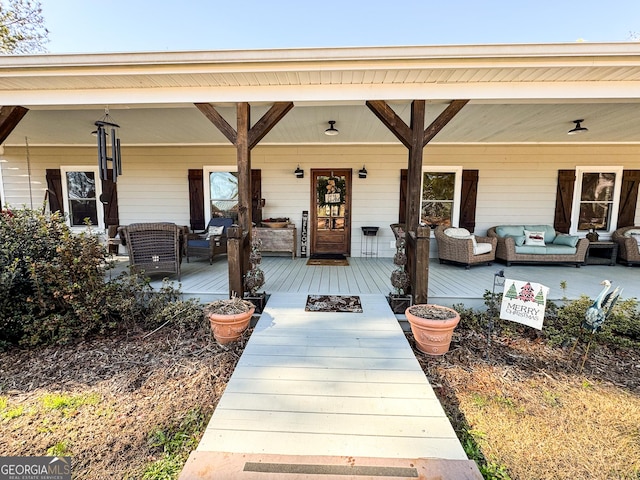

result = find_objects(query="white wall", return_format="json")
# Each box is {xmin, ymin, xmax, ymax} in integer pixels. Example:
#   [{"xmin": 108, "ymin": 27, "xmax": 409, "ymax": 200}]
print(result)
[{"xmin": 3, "ymin": 144, "xmax": 640, "ymax": 257}]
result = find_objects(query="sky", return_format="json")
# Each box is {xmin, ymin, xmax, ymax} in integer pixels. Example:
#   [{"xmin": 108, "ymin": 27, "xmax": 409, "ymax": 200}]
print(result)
[{"xmin": 38, "ymin": 0, "xmax": 640, "ymax": 54}]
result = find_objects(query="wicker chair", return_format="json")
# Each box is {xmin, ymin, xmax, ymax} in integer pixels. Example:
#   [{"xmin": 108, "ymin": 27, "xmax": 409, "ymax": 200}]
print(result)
[
  {"xmin": 186, "ymin": 217, "xmax": 235, "ymax": 264},
  {"xmin": 119, "ymin": 223, "xmax": 182, "ymax": 280},
  {"xmin": 434, "ymin": 225, "xmax": 497, "ymax": 269},
  {"xmin": 612, "ymin": 226, "xmax": 640, "ymax": 266}
]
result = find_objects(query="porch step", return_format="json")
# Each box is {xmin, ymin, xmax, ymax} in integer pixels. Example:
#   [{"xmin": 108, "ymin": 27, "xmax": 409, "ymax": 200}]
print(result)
[{"xmin": 179, "ymin": 451, "xmax": 483, "ymax": 479}]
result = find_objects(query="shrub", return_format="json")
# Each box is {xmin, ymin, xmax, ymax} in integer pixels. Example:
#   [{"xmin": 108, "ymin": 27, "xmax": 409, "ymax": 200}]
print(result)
[{"xmin": 0, "ymin": 208, "xmax": 203, "ymax": 349}]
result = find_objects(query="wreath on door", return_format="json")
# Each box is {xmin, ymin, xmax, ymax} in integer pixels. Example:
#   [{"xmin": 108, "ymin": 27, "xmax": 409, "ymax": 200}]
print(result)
[{"xmin": 316, "ymin": 176, "xmax": 346, "ymax": 207}]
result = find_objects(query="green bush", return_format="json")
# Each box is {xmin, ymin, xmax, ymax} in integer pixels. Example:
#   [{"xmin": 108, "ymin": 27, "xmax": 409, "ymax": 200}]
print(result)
[{"xmin": 0, "ymin": 208, "xmax": 203, "ymax": 349}]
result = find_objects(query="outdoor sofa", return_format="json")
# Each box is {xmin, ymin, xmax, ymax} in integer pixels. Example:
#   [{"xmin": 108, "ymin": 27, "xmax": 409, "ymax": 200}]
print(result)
[
  {"xmin": 487, "ymin": 225, "xmax": 589, "ymax": 267},
  {"xmin": 612, "ymin": 225, "xmax": 640, "ymax": 266},
  {"xmin": 434, "ymin": 225, "xmax": 497, "ymax": 269}
]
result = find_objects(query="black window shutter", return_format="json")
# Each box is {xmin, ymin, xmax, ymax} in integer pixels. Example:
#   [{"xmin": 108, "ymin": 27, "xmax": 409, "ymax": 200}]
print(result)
[
  {"xmin": 460, "ymin": 170, "xmax": 479, "ymax": 232},
  {"xmin": 554, "ymin": 170, "xmax": 576, "ymax": 234},
  {"xmin": 617, "ymin": 170, "xmax": 640, "ymax": 228},
  {"xmin": 188, "ymin": 169, "xmax": 205, "ymax": 231},
  {"xmin": 45, "ymin": 169, "xmax": 64, "ymax": 214}
]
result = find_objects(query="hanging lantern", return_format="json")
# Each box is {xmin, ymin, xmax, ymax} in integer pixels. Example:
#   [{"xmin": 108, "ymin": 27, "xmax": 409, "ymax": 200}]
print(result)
[{"xmin": 94, "ymin": 108, "xmax": 122, "ymax": 182}]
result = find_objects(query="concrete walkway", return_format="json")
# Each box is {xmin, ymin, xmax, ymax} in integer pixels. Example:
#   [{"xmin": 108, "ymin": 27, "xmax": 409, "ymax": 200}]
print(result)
[{"xmin": 180, "ymin": 293, "xmax": 482, "ymax": 479}]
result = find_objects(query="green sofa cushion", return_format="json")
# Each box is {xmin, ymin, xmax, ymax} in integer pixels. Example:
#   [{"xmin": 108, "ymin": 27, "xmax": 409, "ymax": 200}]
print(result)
[
  {"xmin": 553, "ymin": 234, "xmax": 580, "ymax": 247},
  {"xmin": 496, "ymin": 225, "xmax": 524, "ymax": 237}
]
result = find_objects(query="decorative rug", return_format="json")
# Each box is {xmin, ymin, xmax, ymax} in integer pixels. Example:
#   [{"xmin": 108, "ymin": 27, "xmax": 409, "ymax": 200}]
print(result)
[
  {"xmin": 306, "ymin": 254, "xmax": 349, "ymax": 266},
  {"xmin": 305, "ymin": 295, "xmax": 363, "ymax": 313}
]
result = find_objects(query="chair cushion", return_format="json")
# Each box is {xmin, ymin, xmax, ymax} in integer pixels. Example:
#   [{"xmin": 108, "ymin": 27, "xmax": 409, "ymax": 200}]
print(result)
[
  {"xmin": 444, "ymin": 227, "xmax": 471, "ymax": 238},
  {"xmin": 473, "ymin": 242, "xmax": 492, "ymax": 255},
  {"xmin": 188, "ymin": 239, "xmax": 210, "ymax": 249},
  {"xmin": 207, "ymin": 217, "xmax": 234, "ymax": 234},
  {"xmin": 624, "ymin": 228, "xmax": 640, "ymax": 246}
]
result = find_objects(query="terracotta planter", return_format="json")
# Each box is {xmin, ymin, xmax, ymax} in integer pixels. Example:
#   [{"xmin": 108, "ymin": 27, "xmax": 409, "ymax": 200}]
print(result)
[
  {"xmin": 207, "ymin": 306, "xmax": 255, "ymax": 345},
  {"xmin": 405, "ymin": 304, "xmax": 460, "ymax": 356}
]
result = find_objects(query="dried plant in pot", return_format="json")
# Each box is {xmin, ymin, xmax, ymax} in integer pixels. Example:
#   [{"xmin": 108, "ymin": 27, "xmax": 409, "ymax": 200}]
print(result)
[
  {"xmin": 388, "ymin": 236, "xmax": 412, "ymax": 314},
  {"xmin": 204, "ymin": 296, "xmax": 255, "ymax": 345},
  {"xmin": 405, "ymin": 303, "xmax": 460, "ymax": 356},
  {"xmin": 244, "ymin": 237, "xmax": 267, "ymax": 313}
]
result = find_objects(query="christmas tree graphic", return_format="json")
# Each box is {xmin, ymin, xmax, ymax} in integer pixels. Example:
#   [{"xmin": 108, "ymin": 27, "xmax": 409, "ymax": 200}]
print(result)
[
  {"xmin": 534, "ymin": 288, "xmax": 545, "ymax": 305},
  {"xmin": 505, "ymin": 282, "xmax": 518, "ymax": 300},
  {"xmin": 517, "ymin": 282, "xmax": 535, "ymax": 302}
]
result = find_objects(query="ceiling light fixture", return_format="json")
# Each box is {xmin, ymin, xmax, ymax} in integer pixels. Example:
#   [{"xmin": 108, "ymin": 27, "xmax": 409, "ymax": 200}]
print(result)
[
  {"xmin": 358, "ymin": 165, "xmax": 368, "ymax": 178},
  {"xmin": 324, "ymin": 120, "xmax": 339, "ymax": 136},
  {"xmin": 568, "ymin": 119, "xmax": 588, "ymax": 135},
  {"xmin": 294, "ymin": 165, "xmax": 304, "ymax": 178}
]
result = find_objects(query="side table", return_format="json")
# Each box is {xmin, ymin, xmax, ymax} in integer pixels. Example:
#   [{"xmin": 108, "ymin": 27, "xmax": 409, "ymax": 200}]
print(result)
[{"xmin": 585, "ymin": 241, "xmax": 618, "ymax": 266}]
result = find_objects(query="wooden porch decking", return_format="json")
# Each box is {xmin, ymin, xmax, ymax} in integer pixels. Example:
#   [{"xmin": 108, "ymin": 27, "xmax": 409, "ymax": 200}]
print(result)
[
  {"xmin": 109, "ymin": 255, "xmax": 640, "ymax": 308},
  {"xmin": 179, "ymin": 293, "xmax": 482, "ymax": 479}
]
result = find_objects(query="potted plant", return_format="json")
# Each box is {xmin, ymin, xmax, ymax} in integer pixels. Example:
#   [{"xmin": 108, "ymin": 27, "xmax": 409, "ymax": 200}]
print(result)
[
  {"xmin": 405, "ymin": 304, "xmax": 460, "ymax": 355},
  {"xmin": 387, "ymin": 236, "xmax": 412, "ymax": 313},
  {"xmin": 244, "ymin": 237, "xmax": 267, "ymax": 313},
  {"xmin": 204, "ymin": 296, "xmax": 255, "ymax": 345}
]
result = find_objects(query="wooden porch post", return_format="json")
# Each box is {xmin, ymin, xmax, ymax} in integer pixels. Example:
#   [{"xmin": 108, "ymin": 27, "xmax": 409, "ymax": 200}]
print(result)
[
  {"xmin": 366, "ymin": 99, "xmax": 468, "ymax": 303},
  {"xmin": 195, "ymin": 101, "xmax": 293, "ymax": 297}
]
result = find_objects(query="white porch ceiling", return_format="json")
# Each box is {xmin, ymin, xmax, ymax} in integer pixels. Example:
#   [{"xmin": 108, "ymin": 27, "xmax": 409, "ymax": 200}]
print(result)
[{"xmin": 5, "ymin": 101, "xmax": 640, "ymax": 146}]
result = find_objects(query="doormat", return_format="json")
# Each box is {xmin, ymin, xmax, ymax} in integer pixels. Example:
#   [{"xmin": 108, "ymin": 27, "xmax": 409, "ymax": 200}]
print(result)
[
  {"xmin": 305, "ymin": 295, "xmax": 362, "ymax": 313},
  {"xmin": 306, "ymin": 253, "xmax": 349, "ymax": 266}
]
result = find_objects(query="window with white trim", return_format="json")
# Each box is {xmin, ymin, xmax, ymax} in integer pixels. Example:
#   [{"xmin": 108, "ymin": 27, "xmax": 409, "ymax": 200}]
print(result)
[
  {"xmin": 204, "ymin": 166, "xmax": 238, "ymax": 223},
  {"xmin": 420, "ymin": 166, "xmax": 463, "ymax": 228},
  {"xmin": 60, "ymin": 166, "xmax": 103, "ymax": 228},
  {"xmin": 571, "ymin": 166, "xmax": 623, "ymax": 235}
]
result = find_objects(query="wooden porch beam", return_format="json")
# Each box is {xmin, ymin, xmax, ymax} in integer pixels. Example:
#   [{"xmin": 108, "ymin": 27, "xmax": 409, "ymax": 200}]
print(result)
[
  {"xmin": 365, "ymin": 100, "xmax": 412, "ymax": 149},
  {"xmin": 0, "ymin": 106, "xmax": 28, "ymax": 144},
  {"xmin": 423, "ymin": 99, "xmax": 469, "ymax": 146},
  {"xmin": 195, "ymin": 101, "xmax": 294, "ymax": 298},
  {"xmin": 248, "ymin": 102, "xmax": 294, "ymax": 150},
  {"xmin": 194, "ymin": 103, "xmax": 237, "ymax": 145}
]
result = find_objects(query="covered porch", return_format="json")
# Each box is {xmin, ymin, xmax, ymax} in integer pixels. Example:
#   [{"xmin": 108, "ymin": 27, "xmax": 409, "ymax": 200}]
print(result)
[{"xmin": 109, "ymin": 255, "xmax": 640, "ymax": 309}]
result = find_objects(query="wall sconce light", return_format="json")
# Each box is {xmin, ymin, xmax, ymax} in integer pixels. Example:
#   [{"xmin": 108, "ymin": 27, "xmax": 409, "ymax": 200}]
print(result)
[
  {"xmin": 324, "ymin": 120, "xmax": 339, "ymax": 136},
  {"xmin": 358, "ymin": 165, "xmax": 368, "ymax": 178},
  {"xmin": 568, "ymin": 119, "xmax": 588, "ymax": 135},
  {"xmin": 294, "ymin": 165, "xmax": 304, "ymax": 178}
]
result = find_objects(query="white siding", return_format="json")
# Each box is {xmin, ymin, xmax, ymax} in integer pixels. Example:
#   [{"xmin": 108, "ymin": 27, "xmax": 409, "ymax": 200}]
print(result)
[{"xmin": 3, "ymin": 144, "xmax": 640, "ymax": 257}]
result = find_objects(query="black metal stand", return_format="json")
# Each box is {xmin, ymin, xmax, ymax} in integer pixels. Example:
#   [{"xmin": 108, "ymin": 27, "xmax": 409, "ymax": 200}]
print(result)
[{"xmin": 486, "ymin": 270, "xmax": 505, "ymax": 360}]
